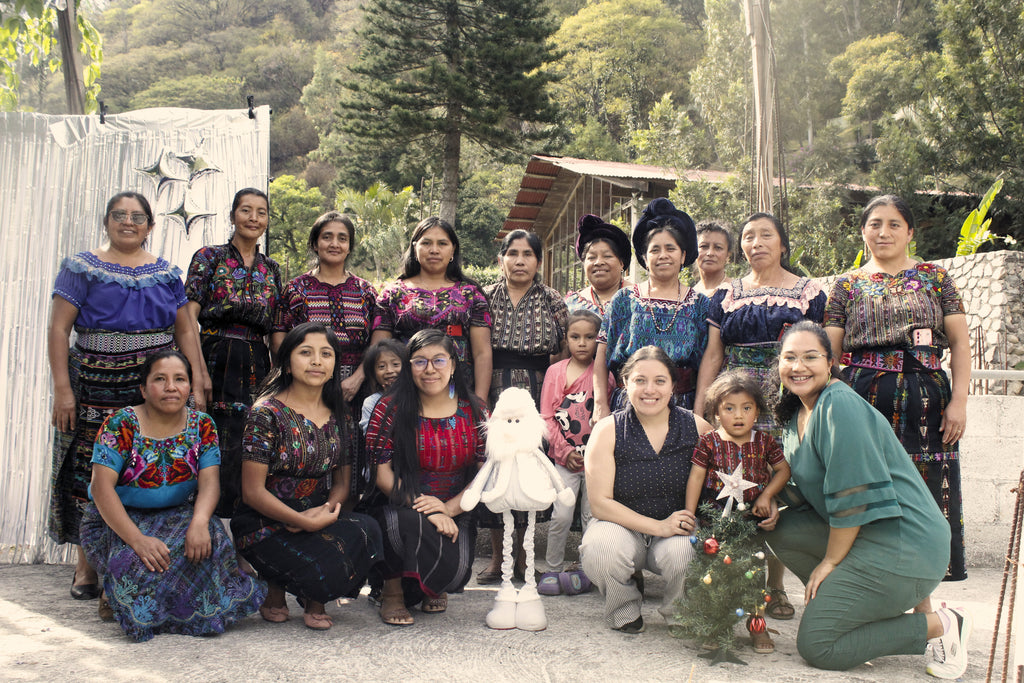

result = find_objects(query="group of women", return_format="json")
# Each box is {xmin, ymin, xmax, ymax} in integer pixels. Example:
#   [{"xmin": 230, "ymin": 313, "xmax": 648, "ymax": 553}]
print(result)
[{"xmin": 47, "ymin": 188, "xmax": 971, "ymax": 677}]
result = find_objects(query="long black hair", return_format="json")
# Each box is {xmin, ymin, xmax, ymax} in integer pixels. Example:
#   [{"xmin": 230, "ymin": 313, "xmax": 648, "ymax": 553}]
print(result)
[
  {"xmin": 361, "ymin": 337, "xmax": 409, "ymax": 393},
  {"xmin": 774, "ymin": 321, "xmax": 843, "ymax": 425},
  {"xmin": 105, "ymin": 191, "xmax": 155, "ymax": 227},
  {"xmin": 257, "ymin": 322, "xmax": 348, "ymax": 424},
  {"xmin": 498, "ymin": 229, "xmax": 544, "ymax": 284},
  {"xmin": 381, "ymin": 328, "xmax": 487, "ymax": 506},
  {"xmin": 399, "ymin": 217, "xmax": 479, "ymax": 287}
]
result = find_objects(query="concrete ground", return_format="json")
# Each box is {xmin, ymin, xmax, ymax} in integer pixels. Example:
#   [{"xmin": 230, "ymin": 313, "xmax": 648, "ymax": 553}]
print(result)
[{"xmin": 0, "ymin": 560, "xmax": 1005, "ymax": 682}]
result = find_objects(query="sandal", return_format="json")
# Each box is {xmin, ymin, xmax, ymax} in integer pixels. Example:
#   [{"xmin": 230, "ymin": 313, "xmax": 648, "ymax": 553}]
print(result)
[
  {"xmin": 476, "ymin": 568, "xmax": 502, "ymax": 585},
  {"xmin": 259, "ymin": 605, "xmax": 290, "ymax": 623},
  {"xmin": 303, "ymin": 611, "xmax": 333, "ymax": 631},
  {"xmin": 380, "ymin": 598, "xmax": 414, "ymax": 626},
  {"xmin": 750, "ymin": 629, "xmax": 775, "ymax": 654},
  {"xmin": 558, "ymin": 570, "xmax": 592, "ymax": 595},
  {"xmin": 765, "ymin": 588, "xmax": 795, "ymax": 620},
  {"xmin": 537, "ymin": 572, "xmax": 562, "ymax": 596},
  {"xmin": 421, "ymin": 593, "xmax": 448, "ymax": 613}
]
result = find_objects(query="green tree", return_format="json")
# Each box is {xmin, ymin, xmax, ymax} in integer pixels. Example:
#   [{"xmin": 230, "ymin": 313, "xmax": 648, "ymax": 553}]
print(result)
[
  {"xmin": 339, "ymin": 0, "xmax": 563, "ymax": 224},
  {"xmin": 336, "ymin": 182, "xmax": 417, "ymax": 283},
  {"xmin": 268, "ymin": 174, "xmax": 329, "ymax": 282},
  {"xmin": 0, "ymin": 0, "xmax": 102, "ymax": 112},
  {"xmin": 130, "ymin": 73, "xmax": 244, "ymax": 109},
  {"xmin": 688, "ymin": 0, "xmax": 749, "ymax": 168},
  {"xmin": 548, "ymin": 0, "xmax": 700, "ymax": 145},
  {"xmin": 630, "ymin": 92, "xmax": 714, "ymax": 169}
]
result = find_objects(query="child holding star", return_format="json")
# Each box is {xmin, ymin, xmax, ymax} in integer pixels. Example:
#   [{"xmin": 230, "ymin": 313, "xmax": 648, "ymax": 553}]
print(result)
[{"xmin": 685, "ymin": 370, "xmax": 791, "ymax": 653}]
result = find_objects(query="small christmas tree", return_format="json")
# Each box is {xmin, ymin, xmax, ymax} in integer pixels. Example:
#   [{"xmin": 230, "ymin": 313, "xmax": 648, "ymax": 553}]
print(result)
[{"xmin": 669, "ymin": 502, "xmax": 768, "ymax": 664}]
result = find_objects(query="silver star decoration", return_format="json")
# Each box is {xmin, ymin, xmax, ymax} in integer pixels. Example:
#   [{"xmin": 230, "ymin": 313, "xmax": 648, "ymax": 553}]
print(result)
[
  {"xmin": 163, "ymin": 197, "xmax": 216, "ymax": 236},
  {"xmin": 715, "ymin": 463, "xmax": 757, "ymax": 517},
  {"xmin": 176, "ymin": 150, "xmax": 223, "ymax": 185},
  {"xmin": 135, "ymin": 148, "xmax": 187, "ymax": 195}
]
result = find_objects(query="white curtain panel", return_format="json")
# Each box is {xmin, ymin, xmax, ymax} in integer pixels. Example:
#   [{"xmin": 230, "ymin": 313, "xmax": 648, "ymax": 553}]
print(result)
[{"xmin": 0, "ymin": 106, "xmax": 270, "ymax": 563}]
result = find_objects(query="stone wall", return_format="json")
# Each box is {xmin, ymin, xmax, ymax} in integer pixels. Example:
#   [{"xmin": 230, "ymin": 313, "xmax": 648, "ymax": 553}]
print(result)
[{"xmin": 932, "ymin": 250, "xmax": 1024, "ymax": 394}]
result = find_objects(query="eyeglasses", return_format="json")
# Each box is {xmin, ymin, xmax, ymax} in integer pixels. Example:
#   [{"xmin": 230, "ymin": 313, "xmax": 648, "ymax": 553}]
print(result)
[
  {"xmin": 779, "ymin": 352, "xmax": 827, "ymax": 366},
  {"xmin": 410, "ymin": 355, "xmax": 450, "ymax": 371},
  {"xmin": 109, "ymin": 210, "xmax": 149, "ymax": 225}
]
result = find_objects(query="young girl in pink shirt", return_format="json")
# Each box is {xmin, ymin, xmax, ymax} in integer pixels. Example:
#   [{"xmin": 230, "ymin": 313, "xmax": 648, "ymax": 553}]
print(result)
[{"xmin": 538, "ymin": 310, "xmax": 614, "ymax": 594}]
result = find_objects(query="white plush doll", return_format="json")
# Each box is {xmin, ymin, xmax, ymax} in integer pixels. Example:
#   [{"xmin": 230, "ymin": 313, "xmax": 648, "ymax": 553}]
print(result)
[{"xmin": 461, "ymin": 387, "xmax": 575, "ymax": 631}]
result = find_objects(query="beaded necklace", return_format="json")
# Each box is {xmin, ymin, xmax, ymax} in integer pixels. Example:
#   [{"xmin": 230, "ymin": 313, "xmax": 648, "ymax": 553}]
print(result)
[
  {"xmin": 641, "ymin": 280, "xmax": 685, "ymax": 334},
  {"xmin": 587, "ymin": 280, "xmax": 622, "ymax": 314}
]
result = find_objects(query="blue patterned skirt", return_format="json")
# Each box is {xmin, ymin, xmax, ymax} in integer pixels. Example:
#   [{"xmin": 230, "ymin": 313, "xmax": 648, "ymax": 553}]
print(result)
[{"xmin": 80, "ymin": 502, "xmax": 266, "ymax": 642}]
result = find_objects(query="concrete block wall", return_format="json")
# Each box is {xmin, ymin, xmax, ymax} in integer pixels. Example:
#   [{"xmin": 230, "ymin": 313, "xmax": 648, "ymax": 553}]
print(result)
[{"xmin": 961, "ymin": 395, "xmax": 1024, "ymax": 567}]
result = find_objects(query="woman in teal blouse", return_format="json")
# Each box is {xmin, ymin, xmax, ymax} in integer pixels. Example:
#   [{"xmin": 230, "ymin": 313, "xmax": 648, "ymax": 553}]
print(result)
[{"xmin": 768, "ymin": 321, "xmax": 970, "ymax": 679}]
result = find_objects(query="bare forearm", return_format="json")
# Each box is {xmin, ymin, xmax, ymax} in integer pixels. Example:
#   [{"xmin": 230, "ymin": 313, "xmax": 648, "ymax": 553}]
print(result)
[{"xmin": 823, "ymin": 525, "xmax": 860, "ymax": 566}]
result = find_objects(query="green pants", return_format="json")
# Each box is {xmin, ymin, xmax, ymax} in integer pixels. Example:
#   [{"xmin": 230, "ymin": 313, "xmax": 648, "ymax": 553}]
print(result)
[{"xmin": 767, "ymin": 505, "xmax": 938, "ymax": 671}]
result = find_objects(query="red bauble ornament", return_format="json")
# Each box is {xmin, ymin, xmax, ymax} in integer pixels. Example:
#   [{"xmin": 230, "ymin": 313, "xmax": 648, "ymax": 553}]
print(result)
[
  {"xmin": 723, "ymin": 555, "xmax": 732, "ymax": 565},
  {"xmin": 747, "ymin": 615, "xmax": 767, "ymax": 634},
  {"xmin": 703, "ymin": 537, "xmax": 719, "ymax": 555}
]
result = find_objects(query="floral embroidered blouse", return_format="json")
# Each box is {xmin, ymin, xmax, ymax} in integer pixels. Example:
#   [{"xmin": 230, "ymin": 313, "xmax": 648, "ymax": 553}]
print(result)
[
  {"xmin": 241, "ymin": 397, "xmax": 347, "ymax": 504},
  {"xmin": 372, "ymin": 279, "xmax": 492, "ymax": 363},
  {"xmin": 185, "ymin": 243, "xmax": 282, "ymax": 336},
  {"xmin": 89, "ymin": 407, "xmax": 220, "ymax": 509},
  {"xmin": 824, "ymin": 264, "xmax": 966, "ymax": 351}
]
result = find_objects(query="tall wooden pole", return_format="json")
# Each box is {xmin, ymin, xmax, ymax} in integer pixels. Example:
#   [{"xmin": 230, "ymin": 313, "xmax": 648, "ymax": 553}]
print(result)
[
  {"xmin": 56, "ymin": 3, "xmax": 86, "ymax": 115},
  {"xmin": 744, "ymin": 0, "xmax": 775, "ymax": 214}
]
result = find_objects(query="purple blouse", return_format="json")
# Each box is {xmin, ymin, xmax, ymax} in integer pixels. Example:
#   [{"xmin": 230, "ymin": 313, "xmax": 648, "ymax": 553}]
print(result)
[{"xmin": 52, "ymin": 252, "xmax": 187, "ymax": 331}]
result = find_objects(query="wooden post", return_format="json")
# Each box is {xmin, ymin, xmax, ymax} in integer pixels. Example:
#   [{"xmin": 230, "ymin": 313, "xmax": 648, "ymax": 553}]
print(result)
[
  {"xmin": 56, "ymin": 3, "xmax": 86, "ymax": 115},
  {"xmin": 744, "ymin": 0, "xmax": 775, "ymax": 214}
]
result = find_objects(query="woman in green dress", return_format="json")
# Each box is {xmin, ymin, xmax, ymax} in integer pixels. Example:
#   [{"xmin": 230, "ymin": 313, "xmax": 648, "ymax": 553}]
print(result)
[{"xmin": 768, "ymin": 321, "xmax": 969, "ymax": 679}]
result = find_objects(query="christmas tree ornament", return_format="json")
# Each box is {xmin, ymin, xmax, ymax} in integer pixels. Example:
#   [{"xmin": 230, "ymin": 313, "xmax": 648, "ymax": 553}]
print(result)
[
  {"xmin": 702, "ymin": 573, "xmax": 712, "ymax": 585},
  {"xmin": 737, "ymin": 502, "xmax": 747, "ymax": 511},
  {"xmin": 745, "ymin": 571, "xmax": 754, "ymax": 579},
  {"xmin": 714, "ymin": 463, "xmax": 757, "ymax": 516},
  {"xmin": 754, "ymin": 551, "xmax": 765, "ymax": 560},
  {"xmin": 747, "ymin": 615, "xmax": 767, "ymax": 634},
  {"xmin": 704, "ymin": 537, "xmax": 720, "ymax": 555},
  {"xmin": 689, "ymin": 536, "xmax": 698, "ymax": 544},
  {"xmin": 723, "ymin": 555, "xmax": 732, "ymax": 565},
  {"xmin": 735, "ymin": 608, "xmax": 745, "ymax": 617}
]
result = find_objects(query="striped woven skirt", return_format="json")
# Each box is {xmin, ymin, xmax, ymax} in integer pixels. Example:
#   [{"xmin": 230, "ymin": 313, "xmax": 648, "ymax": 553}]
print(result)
[
  {"xmin": 48, "ymin": 328, "xmax": 174, "ymax": 545},
  {"xmin": 201, "ymin": 332, "xmax": 271, "ymax": 518},
  {"xmin": 844, "ymin": 362, "xmax": 966, "ymax": 581},
  {"xmin": 232, "ymin": 500, "xmax": 383, "ymax": 604},
  {"xmin": 376, "ymin": 506, "xmax": 477, "ymax": 606},
  {"xmin": 80, "ymin": 502, "xmax": 265, "ymax": 642}
]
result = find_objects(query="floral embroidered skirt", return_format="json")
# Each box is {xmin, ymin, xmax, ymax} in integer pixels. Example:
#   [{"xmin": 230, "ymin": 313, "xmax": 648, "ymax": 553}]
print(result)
[{"xmin": 80, "ymin": 502, "xmax": 266, "ymax": 642}]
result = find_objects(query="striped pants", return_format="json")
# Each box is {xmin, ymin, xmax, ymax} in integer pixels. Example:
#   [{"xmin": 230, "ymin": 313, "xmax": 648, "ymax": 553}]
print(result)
[{"xmin": 580, "ymin": 520, "xmax": 695, "ymax": 629}]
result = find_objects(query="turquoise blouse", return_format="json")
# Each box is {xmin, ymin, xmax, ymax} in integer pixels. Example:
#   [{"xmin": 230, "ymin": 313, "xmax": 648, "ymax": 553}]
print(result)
[{"xmin": 782, "ymin": 381, "xmax": 949, "ymax": 580}]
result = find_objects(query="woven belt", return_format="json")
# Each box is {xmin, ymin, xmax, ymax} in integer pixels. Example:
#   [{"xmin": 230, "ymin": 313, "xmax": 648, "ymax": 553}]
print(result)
[
  {"xmin": 202, "ymin": 324, "xmax": 264, "ymax": 341},
  {"xmin": 74, "ymin": 327, "xmax": 174, "ymax": 354},
  {"xmin": 492, "ymin": 350, "xmax": 549, "ymax": 371},
  {"xmin": 843, "ymin": 346, "xmax": 942, "ymax": 373}
]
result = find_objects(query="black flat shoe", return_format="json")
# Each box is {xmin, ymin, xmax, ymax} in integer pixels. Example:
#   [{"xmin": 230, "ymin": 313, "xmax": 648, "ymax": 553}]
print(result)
[{"xmin": 71, "ymin": 572, "xmax": 99, "ymax": 600}]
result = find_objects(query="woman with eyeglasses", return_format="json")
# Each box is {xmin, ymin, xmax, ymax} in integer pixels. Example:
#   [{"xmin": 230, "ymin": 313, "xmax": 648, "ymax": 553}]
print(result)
[
  {"xmin": 48, "ymin": 191, "xmax": 206, "ymax": 604},
  {"xmin": 365, "ymin": 329, "xmax": 489, "ymax": 626},
  {"xmin": 768, "ymin": 322, "xmax": 968, "ymax": 679},
  {"xmin": 185, "ymin": 188, "xmax": 283, "ymax": 519}
]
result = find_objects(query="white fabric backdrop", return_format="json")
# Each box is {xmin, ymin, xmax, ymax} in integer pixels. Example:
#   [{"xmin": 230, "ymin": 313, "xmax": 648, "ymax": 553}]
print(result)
[{"xmin": 0, "ymin": 106, "xmax": 271, "ymax": 563}]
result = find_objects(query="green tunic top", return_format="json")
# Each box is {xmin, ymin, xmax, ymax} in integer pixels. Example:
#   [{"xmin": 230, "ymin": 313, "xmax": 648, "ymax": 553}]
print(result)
[{"xmin": 782, "ymin": 381, "xmax": 950, "ymax": 580}]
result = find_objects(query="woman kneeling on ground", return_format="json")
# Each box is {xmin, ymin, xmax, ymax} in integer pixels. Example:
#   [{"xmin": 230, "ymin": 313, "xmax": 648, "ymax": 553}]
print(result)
[
  {"xmin": 768, "ymin": 321, "xmax": 970, "ymax": 679},
  {"xmin": 232, "ymin": 322, "xmax": 383, "ymax": 631},
  {"xmin": 81, "ymin": 349, "xmax": 264, "ymax": 641},
  {"xmin": 366, "ymin": 329, "xmax": 489, "ymax": 625},
  {"xmin": 581, "ymin": 345, "xmax": 713, "ymax": 633}
]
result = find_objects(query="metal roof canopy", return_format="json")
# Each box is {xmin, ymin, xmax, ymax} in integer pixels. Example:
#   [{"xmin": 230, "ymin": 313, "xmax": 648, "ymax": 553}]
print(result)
[{"xmin": 501, "ymin": 155, "xmax": 737, "ymax": 241}]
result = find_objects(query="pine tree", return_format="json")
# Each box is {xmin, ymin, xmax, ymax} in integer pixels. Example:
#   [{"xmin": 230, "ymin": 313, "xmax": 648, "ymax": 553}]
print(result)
[
  {"xmin": 339, "ymin": 0, "xmax": 563, "ymax": 224},
  {"xmin": 670, "ymin": 502, "xmax": 769, "ymax": 664}
]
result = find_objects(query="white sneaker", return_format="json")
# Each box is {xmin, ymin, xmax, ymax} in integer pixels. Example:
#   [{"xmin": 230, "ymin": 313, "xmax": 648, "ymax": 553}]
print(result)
[{"xmin": 926, "ymin": 607, "xmax": 972, "ymax": 679}]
